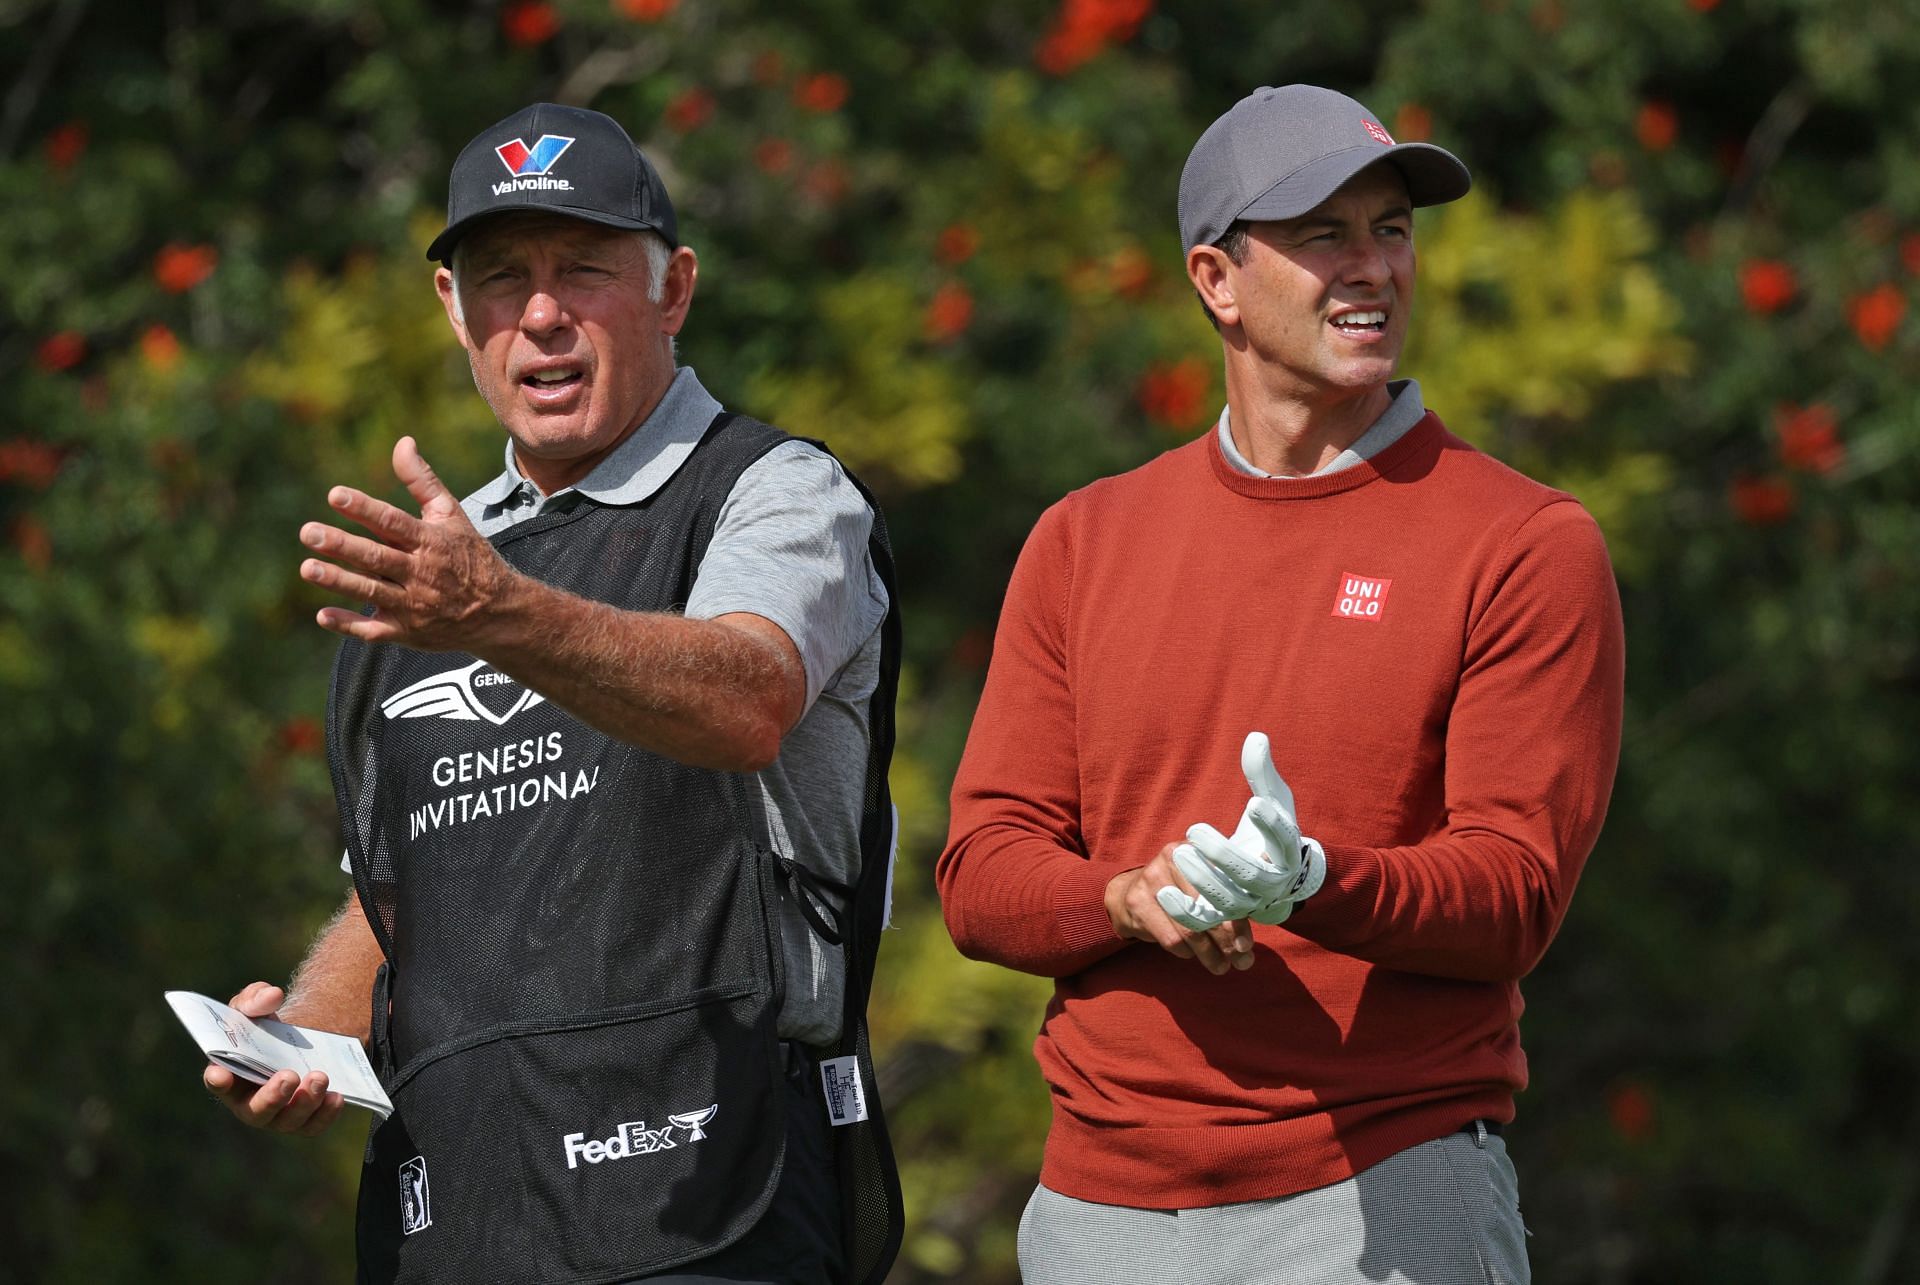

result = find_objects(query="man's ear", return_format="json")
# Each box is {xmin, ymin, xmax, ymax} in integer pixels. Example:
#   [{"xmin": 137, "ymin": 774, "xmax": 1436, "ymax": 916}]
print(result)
[
  {"xmin": 434, "ymin": 266, "xmax": 474, "ymax": 349},
  {"xmin": 658, "ymin": 247, "xmax": 698, "ymax": 337},
  {"xmin": 1186, "ymin": 244, "xmax": 1240, "ymax": 328}
]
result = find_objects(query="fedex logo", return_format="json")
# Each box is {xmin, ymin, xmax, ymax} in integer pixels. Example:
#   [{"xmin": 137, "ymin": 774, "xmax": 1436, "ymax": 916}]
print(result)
[
  {"xmin": 1332, "ymin": 573, "xmax": 1393, "ymax": 621},
  {"xmin": 495, "ymin": 134, "xmax": 575, "ymax": 176},
  {"xmin": 564, "ymin": 1121, "xmax": 675, "ymax": 1169},
  {"xmin": 561, "ymin": 1105, "xmax": 717, "ymax": 1170}
]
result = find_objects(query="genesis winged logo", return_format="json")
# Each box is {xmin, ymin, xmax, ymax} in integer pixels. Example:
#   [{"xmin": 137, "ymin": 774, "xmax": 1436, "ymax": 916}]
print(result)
[
  {"xmin": 494, "ymin": 134, "xmax": 574, "ymax": 177},
  {"xmin": 381, "ymin": 660, "xmax": 546, "ymax": 726}
]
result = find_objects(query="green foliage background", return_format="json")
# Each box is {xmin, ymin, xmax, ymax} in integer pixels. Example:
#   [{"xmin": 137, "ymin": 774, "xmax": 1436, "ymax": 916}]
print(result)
[{"xmin": 5, "ymin": 0, "xmax": 1917, "ymax": 1280}]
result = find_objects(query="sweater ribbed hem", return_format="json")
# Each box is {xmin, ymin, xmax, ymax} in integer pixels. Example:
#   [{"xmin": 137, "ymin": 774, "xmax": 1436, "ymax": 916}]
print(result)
[{"xmin": 1037, "ymin": 1092, "xmax": 1515, "ymax": 1209}]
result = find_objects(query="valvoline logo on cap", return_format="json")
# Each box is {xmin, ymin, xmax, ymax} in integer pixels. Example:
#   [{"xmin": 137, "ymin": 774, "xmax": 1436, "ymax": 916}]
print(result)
[{"xmin": 491, "ymin": 134, "xmax": 575, "ymax": 196}]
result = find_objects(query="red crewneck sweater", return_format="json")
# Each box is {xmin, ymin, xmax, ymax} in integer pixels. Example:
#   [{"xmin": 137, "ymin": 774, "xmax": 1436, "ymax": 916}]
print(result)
[{"xmin": 937, "ymin": 412, "xmax": 1625, "ymax": 1208}]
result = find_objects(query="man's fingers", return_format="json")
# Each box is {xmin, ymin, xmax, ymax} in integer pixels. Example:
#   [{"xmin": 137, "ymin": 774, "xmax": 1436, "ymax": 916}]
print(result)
[
  {"xmin": 267, "ymin": 1073, "xmax": 334, "ymax": 1135},
  {"xmin": 301, "ymin": 523, "xmax": 412, "ymax": 582},
  {"xmin": 329, "ymin": 485, "xmax": 423, "ymax": 549},
  {"xmin": 226, "ymin": 981, "xmax": 284, "ymax": 1018},
  {"xmin": 301, "ymin": 557, "xmax": 404, "ymax": 607},
  {"xmin": 393, "ymin": 436, "xmax": 463, "ymax": 520},
  {"xmin": 315, "ymin": 606, "xmax": 403, "ymax": 643},
  {"xmin": 1241, "ymin": 731, "xmax": 1295, "ymax": 814},
  {"xmin": 1188, "ymin": 819, "xmax": 1287, "ymax": 901},
  {"xmin": 297, "ymin": 1089, "xmax": 347, "ymax": 1137},
  {"xmin": 1156, "ymin": 884, "xmax": 1225, "ymax": 933},
  {"xmin": 1173, "ymin": 837, "xmax": 1259, "ymax": 917}
]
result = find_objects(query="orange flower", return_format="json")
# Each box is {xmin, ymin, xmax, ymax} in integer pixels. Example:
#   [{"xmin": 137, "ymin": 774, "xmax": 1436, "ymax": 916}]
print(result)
[
  {"xmin": 752, "ymin": 51, "xmax": 786, "ymax": 86},
  {"xmin": 664, "ymin": 87, "xmax": 715, "ymax": 133},
  {"xmin": 935, "ymin": 223, "xmax": 980, "ymax": 267},
  {"xmin": 1137, "ymin": 358, "xmax": 1210, "ymax": 428},
  {"xmin": 1848, "ymin": 283, "xmax": 1906, "ymax": 352},
  {"xmin": 140, "ymin": 323, "xmax": 183, "ymax": 372},
  {"xmin": 802, "ymin": 160, "xmax": 850, "ymax": 206},
  {"xmin": 1738, "ymin": 259, "xmax": 1796, "ymax": 315},
  {"xmin": 10, "ymin": 517, "xmax": 52, "ymax": 572},
  {"xmin": 753, "ymin": 138, "xmax": 794, "ymax": 175},
  {"xmin": 793, "ymin": 72, "xmax": 850, "ymax": 114},
  {"xmin": 278, "ymin": 716, "xmax": 325, "ymax": 756},
  {"xmin": 614, "ymin": 0, "xmax": 677, "ymax": 19},
  {"xmin": 1036, "ymin": 0, "xmax": 1154, "ymax": 75},
  {"xmin": 923, "ymin": 282, "xmax": 975, "ymax": 343},
  {"xmin": 1774, "ymin": 402, "xmax": 1843, "ymax": 474},
  {"xmin": 153, "ymin": 243, "xmax": 218, "ymax": 293},
  {"xmin": 35, "ymin": 331, "xmax": 87, "ymax": 373},
  {"xmin": 1109, "ymin": 245, "xmax": 1153, "ymax": 297},
  {"xmin": 1394, "ymin": 103, "xmax": 1432, "ymax": 143},
  {"xmin": 1729, "ymin": 474, "xmax": 1795, "ymax": 525},
  {"xmin": 44, "ymin": 120, "xmax": 88, "ymax": 171},
  {"xmin": 0, "ymin": 439, "xmax": 64, "ymax": 489},
  {"xmin": 1635, "ymin": 101, "xmax": 1678, "ymax": 151},
  {"xmin": 1606, "ymin": 1081, "xmax": 1655, "ymax": 1143},
  {"xmin": 501, "ymin": 0, "xmax": 559, "ymax": 46}
]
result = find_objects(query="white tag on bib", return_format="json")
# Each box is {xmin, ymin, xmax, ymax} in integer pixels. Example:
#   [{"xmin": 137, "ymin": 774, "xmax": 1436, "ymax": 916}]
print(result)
[{"xmin": 819, "ymin": 1055, "xmax": 869, "ymax": 1127}]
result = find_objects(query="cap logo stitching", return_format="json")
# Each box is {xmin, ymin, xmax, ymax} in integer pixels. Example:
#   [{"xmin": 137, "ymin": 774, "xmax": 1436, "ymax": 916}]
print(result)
[
  {"xmin": 1363, "ymin": 120, "xmax": 1395, "ymax": 146},
  {"xmin": 495, "ymin": 134, "xmax": 575, "ymax": 177}
]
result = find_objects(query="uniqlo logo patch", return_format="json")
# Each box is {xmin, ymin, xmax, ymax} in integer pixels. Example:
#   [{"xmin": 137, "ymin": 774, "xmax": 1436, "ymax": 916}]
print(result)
[
  {"xmin": 1363, "ymin": 120, "xmax": 1395, "ymax": 146},
  {"xmin": 1331, "ymin": 573, "xmax": 1392, "ymax": 621}
]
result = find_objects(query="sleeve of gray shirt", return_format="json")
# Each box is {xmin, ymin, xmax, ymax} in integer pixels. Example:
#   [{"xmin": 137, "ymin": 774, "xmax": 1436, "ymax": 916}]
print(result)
[{"xmin": 683, "ymin": 439, "xmax": 889, "ymax": 712}]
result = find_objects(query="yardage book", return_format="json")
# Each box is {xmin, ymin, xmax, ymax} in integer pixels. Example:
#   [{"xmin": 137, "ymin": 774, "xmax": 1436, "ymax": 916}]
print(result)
[{"xmin": 165, "ymin": 990, "xmax": 392, "ymax": 1119}]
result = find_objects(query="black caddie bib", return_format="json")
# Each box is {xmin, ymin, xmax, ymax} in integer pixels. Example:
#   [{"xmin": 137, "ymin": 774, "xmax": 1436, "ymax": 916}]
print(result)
[{"xmin": 327, "ymin": 413, "xmax": 905, "ymax": 1283}]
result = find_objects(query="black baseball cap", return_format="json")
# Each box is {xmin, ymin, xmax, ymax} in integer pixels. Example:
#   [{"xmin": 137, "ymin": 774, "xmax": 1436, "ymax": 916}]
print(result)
[
  {"xmin": 1178, "ymin": 85, "xmax": 1471, "ymax": 252},
  {"xmin": 426, "ymin": 103, "xmax": 678, "ymax": 263}
]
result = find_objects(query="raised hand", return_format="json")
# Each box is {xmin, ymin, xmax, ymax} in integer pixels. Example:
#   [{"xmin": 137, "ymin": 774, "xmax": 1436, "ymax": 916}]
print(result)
[{"xmin": 298, "ymin": 436, "xmax": 518, "ymax": 650}]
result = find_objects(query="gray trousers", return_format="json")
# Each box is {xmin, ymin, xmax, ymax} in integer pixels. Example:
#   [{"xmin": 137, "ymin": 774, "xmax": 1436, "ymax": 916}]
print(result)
[{"xmin": 1018, "ymin": 1127, "xmax": 1528, "ymax": 1285}]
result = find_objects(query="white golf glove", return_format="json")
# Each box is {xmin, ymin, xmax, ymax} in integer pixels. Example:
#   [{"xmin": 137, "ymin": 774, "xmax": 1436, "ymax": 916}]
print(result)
[{"xmin": 1155, "ymin": 731, "xmax": 1326, "ymax": 931}]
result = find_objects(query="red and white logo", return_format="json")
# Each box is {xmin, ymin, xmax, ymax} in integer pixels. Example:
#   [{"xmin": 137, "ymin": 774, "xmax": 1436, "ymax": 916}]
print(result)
[
  {"xmin": 1331, "ymin": 573, "xmax": 1392, "ymax": 621},
  {"xmin": 1363, "ymin": 120, "xmax": 1395, "ymax": 146}
]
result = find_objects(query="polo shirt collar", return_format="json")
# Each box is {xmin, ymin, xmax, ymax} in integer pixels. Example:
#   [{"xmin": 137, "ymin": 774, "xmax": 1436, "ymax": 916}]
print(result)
[{"xmin": 461, "ymin": 366, "xmax": 725, "ymax": 525}]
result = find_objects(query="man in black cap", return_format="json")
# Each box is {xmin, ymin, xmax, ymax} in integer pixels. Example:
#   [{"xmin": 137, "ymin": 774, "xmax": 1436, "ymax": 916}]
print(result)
[
  {"xmin": 201, "ymin": 103, "xmax": 904, "ymax": 1285},
  {"xmin": 939, "ymin": 85, "xmax": 1624, "ymax": 1281}
]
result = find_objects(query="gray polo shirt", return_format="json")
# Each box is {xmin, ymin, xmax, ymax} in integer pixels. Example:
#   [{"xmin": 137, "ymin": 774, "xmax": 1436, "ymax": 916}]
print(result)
[{"xmin": 354, "ymin": 367, "xmax": 888, "ymax": 1045}]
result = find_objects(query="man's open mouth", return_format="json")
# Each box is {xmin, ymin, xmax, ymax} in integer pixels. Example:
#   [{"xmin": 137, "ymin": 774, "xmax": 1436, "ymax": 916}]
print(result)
[
  {"xmin": 1330, "ymin": 310, "xmax": 1387, "ymax": 334},
  {"xmin": 522, "ymin": 366, "xmax": 583, "ymax": 390}
]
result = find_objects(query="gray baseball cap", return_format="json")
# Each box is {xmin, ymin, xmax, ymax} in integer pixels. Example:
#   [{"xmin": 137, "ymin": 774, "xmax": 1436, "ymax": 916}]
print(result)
[
  {"xmin": 426, "ymin": 103, "xmax": 677, "ymax": 263},
  {"xmin": 1178, "ymin": 85, "xmax": 1471, "ymax": 251}
]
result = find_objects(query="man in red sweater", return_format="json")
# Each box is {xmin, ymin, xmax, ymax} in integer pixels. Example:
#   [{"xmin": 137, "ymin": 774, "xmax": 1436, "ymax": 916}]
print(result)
[{"xmin": 938, "ymin": 85, "xmax": 1624, "ymax": 1282}]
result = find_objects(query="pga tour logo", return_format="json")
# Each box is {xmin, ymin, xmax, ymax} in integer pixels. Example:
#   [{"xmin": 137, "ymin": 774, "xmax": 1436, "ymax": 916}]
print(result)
[
  {"xmin": 399, "ymin": 1155, "xmax": 432, "ymax": 1236},
  {"xmin": 563, "ymin": 1105, "xmax": 718, "ymax": 1170},
  {"xmin": 492, "ymin": 134, "xmax": 575, "ymax": 196},
  {"xmin": 1332, "ymin": 573, "xmax": 1392, "ymax": 622}
]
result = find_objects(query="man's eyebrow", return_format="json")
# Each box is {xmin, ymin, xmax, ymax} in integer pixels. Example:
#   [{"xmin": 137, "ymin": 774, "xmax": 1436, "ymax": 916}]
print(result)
[{"xmin": 1374, "ymin": 204, "xmax": 1414, "ymax": 223}]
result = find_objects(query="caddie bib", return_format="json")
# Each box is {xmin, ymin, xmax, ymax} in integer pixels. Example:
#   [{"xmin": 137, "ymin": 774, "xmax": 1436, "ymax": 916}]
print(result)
[{"xmin": 327, "ymin": 413, "xmax": 903, "ymax": 1283}]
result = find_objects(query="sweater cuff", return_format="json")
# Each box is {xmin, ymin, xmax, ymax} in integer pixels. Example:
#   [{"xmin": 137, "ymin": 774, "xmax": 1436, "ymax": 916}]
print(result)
[
  {"xmin": 1050, "ymin": 859, "xmax": 1123, "ymax": 956},
  {"xmin": 1284, "ymin": 843, "xmax": 1380, "ymax": 944}
]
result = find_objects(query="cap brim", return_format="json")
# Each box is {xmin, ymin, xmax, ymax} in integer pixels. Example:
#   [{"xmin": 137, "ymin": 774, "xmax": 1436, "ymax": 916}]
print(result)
[
  {"xmin": 425, "ymin": 204, "xmax": 670, "ymax": 263},
  {"xmin": 1236, "ymin": 141, "xmax": 1472, "ymax": 225}
]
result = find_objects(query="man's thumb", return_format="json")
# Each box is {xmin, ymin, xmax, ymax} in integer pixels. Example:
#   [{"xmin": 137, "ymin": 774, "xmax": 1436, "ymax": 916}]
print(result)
[{"xmin": 393, "ymin": 436, "xmax": 459, "ymax": 517}]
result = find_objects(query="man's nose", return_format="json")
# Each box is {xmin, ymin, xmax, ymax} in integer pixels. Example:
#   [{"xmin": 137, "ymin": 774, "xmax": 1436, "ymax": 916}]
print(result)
[
  {"xmin": 520, "ymin": 285, "xmax": 569, "ymax": 335},
  {"xmin": 1338, "ymin": 236, "xmax": 1391, "ymax": 287}
]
